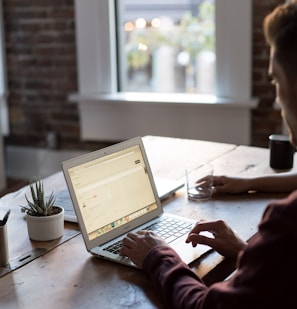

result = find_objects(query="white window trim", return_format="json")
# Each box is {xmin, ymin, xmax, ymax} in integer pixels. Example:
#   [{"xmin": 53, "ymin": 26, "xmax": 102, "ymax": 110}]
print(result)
[{"xmin": 72, "ymin": 0, "xmax": 257, "ymax": 145}]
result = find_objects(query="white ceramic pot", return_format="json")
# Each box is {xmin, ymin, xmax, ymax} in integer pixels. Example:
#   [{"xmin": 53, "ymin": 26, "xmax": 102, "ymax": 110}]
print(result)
[{"xmin": 26, "ymin": 206, "xmax": 64, "ymax": 241}]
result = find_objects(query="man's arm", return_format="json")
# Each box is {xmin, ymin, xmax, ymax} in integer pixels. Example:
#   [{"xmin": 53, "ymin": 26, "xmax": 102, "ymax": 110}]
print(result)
[{"xmin": 212, "ymin": 173, "xmax": 297, "ymax": 194}]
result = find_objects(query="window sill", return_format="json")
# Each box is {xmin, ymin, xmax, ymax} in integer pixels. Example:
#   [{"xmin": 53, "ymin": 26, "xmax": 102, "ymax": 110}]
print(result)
[
  {"xmin": 69, "ymin": 92, "xmax": 258, "ymax": 109},
  {"xmin": 69, "ymin": 92, "xmax": 258, "ymax": 145}
]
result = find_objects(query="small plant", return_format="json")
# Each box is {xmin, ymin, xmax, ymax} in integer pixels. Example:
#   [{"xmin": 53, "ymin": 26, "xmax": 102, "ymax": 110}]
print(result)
[{"xmin": 21, "ymin": 178, "xmax": 57, "ymax": 216}]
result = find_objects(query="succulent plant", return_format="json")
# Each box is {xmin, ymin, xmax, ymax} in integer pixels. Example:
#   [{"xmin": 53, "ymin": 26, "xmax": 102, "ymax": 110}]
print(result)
[{"xmin": 20, "ymin": 179, "xmax": 57, "ymax": 216}]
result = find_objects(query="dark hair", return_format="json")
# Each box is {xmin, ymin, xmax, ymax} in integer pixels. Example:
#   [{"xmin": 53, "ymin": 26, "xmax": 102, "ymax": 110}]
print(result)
[{"xmin": 263, "ymin": 0, "xmax": 297, "ymax": 82}]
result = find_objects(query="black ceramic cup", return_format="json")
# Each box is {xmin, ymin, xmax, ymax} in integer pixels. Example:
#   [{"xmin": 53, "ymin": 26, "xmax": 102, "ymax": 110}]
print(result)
[{"xmin": 269, "ymin": 134, "xmax": 295, "ymax": 170}]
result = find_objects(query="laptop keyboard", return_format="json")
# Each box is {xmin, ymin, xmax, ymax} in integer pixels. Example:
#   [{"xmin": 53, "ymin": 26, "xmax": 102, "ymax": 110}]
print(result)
[{"xmin": 103, "ymin": 216, "xmax": 194, "ymax": 255}]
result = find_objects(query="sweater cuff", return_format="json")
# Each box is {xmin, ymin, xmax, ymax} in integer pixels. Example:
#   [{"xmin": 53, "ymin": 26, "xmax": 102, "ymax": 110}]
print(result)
[{"xmin": 143, "ymin": 245, "xmax": 186, "ymax": 274}]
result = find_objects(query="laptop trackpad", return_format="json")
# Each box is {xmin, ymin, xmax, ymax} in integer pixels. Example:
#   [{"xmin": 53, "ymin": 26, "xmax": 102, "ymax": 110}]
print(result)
[{"xmin": 171, "ymin": 233, "xmax": 212, "ymax": 265}]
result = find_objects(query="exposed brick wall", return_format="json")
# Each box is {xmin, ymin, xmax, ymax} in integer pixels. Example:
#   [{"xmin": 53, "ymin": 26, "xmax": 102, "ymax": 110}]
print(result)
[
  {"xmin": 2, "ymin": 0, "xmax": 109, "ymax": 150},
  {"xmin": 3, "ymin": 0, "xmax": 77, "ymax": 148},
  {"xmin": 251, "ymin": 0, "xmax": 285, "ymax": 147},
  {"xmin": 2, "ymin": 0, "xmax": 286, "ymax": 150}
]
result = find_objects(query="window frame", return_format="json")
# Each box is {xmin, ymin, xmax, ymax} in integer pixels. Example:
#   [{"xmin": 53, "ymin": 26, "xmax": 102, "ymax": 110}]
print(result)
[
  {"xmin": 74, "ymin": 0, "xmax": 253, "ymax": 101},
  {"xmin": 72, "ymin": 0, "xmax": 257, "ymax": 145}
]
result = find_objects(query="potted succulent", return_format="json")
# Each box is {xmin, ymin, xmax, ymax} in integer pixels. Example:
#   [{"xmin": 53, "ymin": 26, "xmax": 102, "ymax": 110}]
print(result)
[{"xmin": 20, "ymin": 179, "xmax": 64, "ymax": 241}]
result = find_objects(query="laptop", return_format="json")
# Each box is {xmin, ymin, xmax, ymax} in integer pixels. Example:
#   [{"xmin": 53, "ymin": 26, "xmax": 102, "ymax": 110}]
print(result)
[
  {"xmin": 56, "ymin": 177, "xmax": 184, "ymax": 223},
  {"xmin": 62, "ymin": 137, "xmax": 211, "ymax": 267}
]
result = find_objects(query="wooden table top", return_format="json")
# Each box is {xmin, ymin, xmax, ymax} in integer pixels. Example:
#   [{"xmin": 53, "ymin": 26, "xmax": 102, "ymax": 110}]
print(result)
[{"xmin": 0, "ymin": 135, "xmax": 293, "ymax": 308}]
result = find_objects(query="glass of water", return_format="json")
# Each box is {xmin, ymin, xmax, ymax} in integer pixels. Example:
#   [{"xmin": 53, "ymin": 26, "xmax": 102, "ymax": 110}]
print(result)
[{"xmin": 185, "ymin": 163, "xmax": 214, "ymax": 201}]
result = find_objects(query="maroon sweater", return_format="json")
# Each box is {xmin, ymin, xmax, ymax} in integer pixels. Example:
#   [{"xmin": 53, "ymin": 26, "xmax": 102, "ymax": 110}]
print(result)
[{"xmin": 143, "ymin": 190, "xmax": 297, "ymax": 309}]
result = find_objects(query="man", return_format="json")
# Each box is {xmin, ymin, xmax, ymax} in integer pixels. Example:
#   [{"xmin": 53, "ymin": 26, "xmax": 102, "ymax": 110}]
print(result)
[{"xmin": 120, "ymin": 2, "xmax": 297, "ymax": 308}]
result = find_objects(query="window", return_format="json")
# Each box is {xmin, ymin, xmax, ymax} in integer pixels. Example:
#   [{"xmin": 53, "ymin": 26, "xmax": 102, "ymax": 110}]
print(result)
[
  {"xmin": 117, "ymin": 0, "xmax": 215, "ymax": 94},
  {"xmin": 72, "ymin": 0, "xmax": 256, "ymax": 145},
  {"xmin": 74, "ymin": 0, "xmax": 252, "ymax": 100}
]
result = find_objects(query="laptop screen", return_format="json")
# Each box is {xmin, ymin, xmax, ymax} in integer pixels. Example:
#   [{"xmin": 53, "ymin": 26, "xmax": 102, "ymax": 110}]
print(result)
[{"xmin": 66, "ymin": 144, "xmax": 158, "ymax": 242}]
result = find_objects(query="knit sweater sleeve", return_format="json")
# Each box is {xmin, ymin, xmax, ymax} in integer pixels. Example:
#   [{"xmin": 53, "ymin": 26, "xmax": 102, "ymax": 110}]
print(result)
[
  {"xmin": 142, "ymin": 191, "xmax": 297, "ymax": 309},
  {"xmin": 143, "ymin": 245, "xmax": 209, "ymax": 309}
]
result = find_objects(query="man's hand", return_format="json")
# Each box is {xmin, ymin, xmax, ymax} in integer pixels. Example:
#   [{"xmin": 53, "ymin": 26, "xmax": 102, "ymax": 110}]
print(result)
[
  {"xmin": 211, "ymin": 176, "xmax": 251, "ymax": 194},
  {"xmin": 186, "ymin": 220, "xmax": 247, "ymax": 259},
  {"xmin": 120, "ymin": 230, "xmax": 168, "ymax": 268}
]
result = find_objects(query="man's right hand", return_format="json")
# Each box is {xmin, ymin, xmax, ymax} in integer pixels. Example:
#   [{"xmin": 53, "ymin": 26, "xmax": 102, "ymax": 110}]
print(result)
[{"xmin": 186, "ymin": 220, "xmax": 247, "ymax": 259}]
